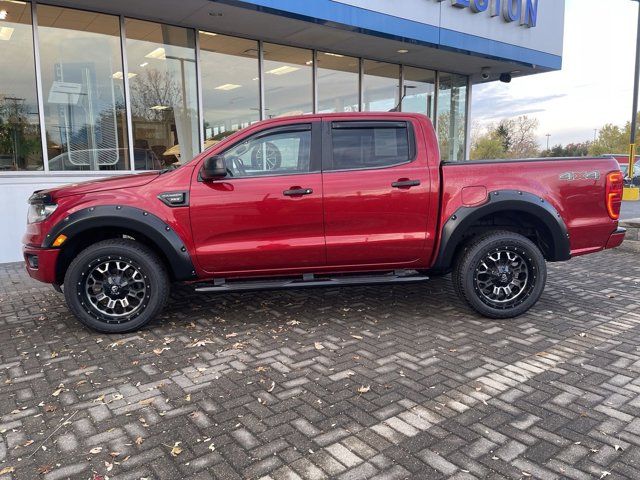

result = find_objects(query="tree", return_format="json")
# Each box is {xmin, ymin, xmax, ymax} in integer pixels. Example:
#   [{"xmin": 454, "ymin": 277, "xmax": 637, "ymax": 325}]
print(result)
[
  {"xmin": 470, "ymin": 115, "xmax": 540, "ymax": 160},
  {"xmin": 589, "ymin": 113, "xmax": 640, "ymax": 156},
  {"xmin": 540, "ymin": 142, "xmax": 591, "ymax": 158}
]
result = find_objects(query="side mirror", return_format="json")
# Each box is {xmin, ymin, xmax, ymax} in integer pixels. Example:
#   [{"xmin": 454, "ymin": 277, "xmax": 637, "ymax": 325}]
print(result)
[{"xmin": 201, "ymin": 155, "xmax": 227, "ymax": 180}]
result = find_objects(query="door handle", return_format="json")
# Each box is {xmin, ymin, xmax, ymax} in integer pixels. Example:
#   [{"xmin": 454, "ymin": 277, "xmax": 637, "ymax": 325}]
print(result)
[
  {"xmin": 283, "ymin": 188, "xmax": 313, "ymax": 196},
  {"xmin": 392, "ymin": 179, "xmax": 421, "ymax": 189}
]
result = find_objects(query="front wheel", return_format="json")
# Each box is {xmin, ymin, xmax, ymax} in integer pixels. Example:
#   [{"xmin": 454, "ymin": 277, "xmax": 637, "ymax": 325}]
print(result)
[
  {"xmin": 63, "ymin": 239, "xmax": 170, "ymax": 333},
  {"xmin": 452, "ymin": 231, "xmax": 547, "ymax": 319}
]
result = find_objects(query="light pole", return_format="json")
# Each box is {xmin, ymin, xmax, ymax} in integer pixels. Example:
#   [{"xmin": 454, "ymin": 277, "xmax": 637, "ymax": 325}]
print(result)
[
  {"xmin": 629, "ymin": 0, "xmax": 640, "ymax": 178},
  {"xmin": 546, "ymin": 133, "xmax": 551, "ymax": 151}
]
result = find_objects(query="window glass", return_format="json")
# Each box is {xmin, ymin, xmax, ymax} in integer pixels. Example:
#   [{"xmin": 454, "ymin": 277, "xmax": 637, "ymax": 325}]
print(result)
[
  {"xmin": 362, "ymin": 60, "xmax": 399, "ymax": 112},
  {"xmin": 331, "ymin": 125, "xmax": 410, "ymax": 171},
  {"xmin": 125, "ymin": 19, "xmax": 198, "ymax": 169},
  {"xmin": 221, "ymin": 127, "xmax": 311, "ymax": 177},
  {"xmin": 437, "ymin": 72, "xmax": 468, "ymax": 162},
  {"xmin": 38, "ymin": 5, "xmax": 130, "ymax": 171},
  {"xmin": 402, "ymin": 66, "xmax": 435, "ymax": 119},
  {"xmin": 317, "ymin": 53, "xmax": 359, "ymax": 113},
  {"xmin": 263, "ymin": 43, "xmax": 312, "ymax": 118},
  {"xmin": 0, "ymin": 0, "xmax": 42, "ymax": 171},
  {"xmin": 199, "ymin": 32, "xmax": 259, "ymax": 146}
]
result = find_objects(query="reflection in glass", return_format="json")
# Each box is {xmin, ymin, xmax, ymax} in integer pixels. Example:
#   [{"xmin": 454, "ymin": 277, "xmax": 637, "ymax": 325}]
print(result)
[
  {"xmin": 38, "ymin": 5, "xmax": 129, "ymax": 171},
  {"xmin": 317, "ymin": 53, "xmax": 359, "ymax": 113},
  {"xmin": 0, "ymin": 0, "xmax": 42, "ymax": 171},
  {"xmin": 199, "ymin": 32, "xmax": 259, "ymax": 145},
  {"xmin": 438, "ymin": 72, "xmax": 468, "ymax": 162},
  {"xmin": 402, "ymin": 66, "xmax": 435, "ymax": 119},
  {"xmin": 126, "ymin": 19, "xmax": 198, "ymax": 168},
  {"xmin": 362, "ymin": 60, "xmax": 399, "ymax": 112},
  {"xmin": 263, "ymin": 43, "xmax": 312, "ymax": 118}
]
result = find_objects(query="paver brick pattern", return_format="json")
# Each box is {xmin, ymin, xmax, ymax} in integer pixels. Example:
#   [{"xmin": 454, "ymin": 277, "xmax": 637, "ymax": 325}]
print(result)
[{"xmin": 1, "ymin": 250, "xmax": 640, "ymax": 479}]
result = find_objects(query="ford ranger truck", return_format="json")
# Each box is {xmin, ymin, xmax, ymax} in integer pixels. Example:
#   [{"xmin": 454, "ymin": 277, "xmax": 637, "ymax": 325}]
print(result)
[{"xmin": 22, "ymin": 113, "xmax": 626, "ymax": 333}]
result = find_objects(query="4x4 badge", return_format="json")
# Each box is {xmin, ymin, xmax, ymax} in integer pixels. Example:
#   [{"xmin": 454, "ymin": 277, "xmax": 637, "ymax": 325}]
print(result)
[{"xmin": 559, "ymin": 171, "xmax": 600, "ymax": 181}]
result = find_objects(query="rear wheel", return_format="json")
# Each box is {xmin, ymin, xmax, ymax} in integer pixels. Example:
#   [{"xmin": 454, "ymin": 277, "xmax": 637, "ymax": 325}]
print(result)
[
  {"xmin": 452, "ymin": 231, "xmax": 546, "ymax": 319},
  {"xmin": 63, "ymin": 239, "xmax": 170, "ymax": 333}
]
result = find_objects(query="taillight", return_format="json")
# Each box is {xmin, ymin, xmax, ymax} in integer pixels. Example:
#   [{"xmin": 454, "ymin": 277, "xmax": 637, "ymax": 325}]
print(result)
[{"xmin": 606, "ymin": 171, "xmax": 623, "ymax": 220}]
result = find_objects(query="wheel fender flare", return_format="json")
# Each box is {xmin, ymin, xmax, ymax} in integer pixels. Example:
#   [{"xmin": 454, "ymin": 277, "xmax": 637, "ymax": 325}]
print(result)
[
  {"xmin": 433, "ymin": 190, "xmax": 570, "ymax": 270},
  {"xmin": 43, "ymin": 205, "xmax": 197, "ymax": 281}
]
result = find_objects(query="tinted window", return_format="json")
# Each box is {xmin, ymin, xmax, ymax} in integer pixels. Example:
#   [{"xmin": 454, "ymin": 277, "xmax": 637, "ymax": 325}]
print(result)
[
  {"xmin": 221, "ymin": 127, "xmax": 311, "ymax": 177},
  {"xmin": 330, "ymin": 125, "xmax": 410, "ymax": 171}
]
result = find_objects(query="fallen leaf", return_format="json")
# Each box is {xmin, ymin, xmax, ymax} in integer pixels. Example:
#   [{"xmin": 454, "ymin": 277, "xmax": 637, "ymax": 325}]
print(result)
[
  {"xmin": 614, "ymin": 444, "xmax": 623, "ymax": 451},
  {"xmin": 267, "ymin": 381, "xmax": 275, "ymax": 393},
  {"xmin": 185, "ymin": 394, "xmax": 191, "ymax": 402},
  {"xmin": 287, "ymin": 320, "xmax": 300, "ymax": 325},
  {"xmin": 208, "ymin": 443, "xmax": 215, "ymax": 451},
  {"xmin": 105, "ymin": 461, "xmax": 113, "ymax": 472},
  {"xmin": 225, "ymin": 332, "xmax": 238, "ymax": 338},
  {"xmin": 255, "ymin": 366, "xmax": 268, "ymax": 372},
  {"xmin": 600, "ymin": 472, "xmax": 611, "ymax": 479},
  {"xmin": 314, "ymin": 342, "xmax": 324, "ymax": 350},
  {"xmin": 153, "ymin": 347, "xmax": 170, "ymax": 355},
  {"xmin": 50, "ymin": 352, "xmax": 59, "ymax": 358},
  {"xmin": 44, "ymin": 404, "xmax": 57, "ymax": 413},
  {"xmin": 109, "ymin": 451, "xmax": 120, "ymax": 458},
  {"xmin": 37, "ymin": 465, "xmax": 53, "ymax": 474},
  {"xmin": 139, "ymin": 398, "xmax": 154, "ymax": 406},
  {"xmin": 169, "ymin": 442, "xmax": 182, "ymax": 457},
  {"xmin": 187, "ymin": 339, "xmax": 214, "ymax": 348},
  {"xmin": 357, "ymin": 385, "xmax": 371, "ymax": 394},
  {"xmin": 135, "ymin": 437, "xmax": 144, "ymax": 445},
  {"xmin": 351, "ymin": 335, "xmax": 363, "ymax": 340},
  {"xmin": 22, "ymin": 440, "xmax": 34, "ymax": 447},
  {"xmin": 0, "ymin": 467, "xmax": 15, "ymax": 475},
  {"xmin": 89, "ymin": 446, "xmax": 103, "ymax": 454},
  {"xmin": 51, "ymin": 384, "xmax": 64, "ymax": 397}
]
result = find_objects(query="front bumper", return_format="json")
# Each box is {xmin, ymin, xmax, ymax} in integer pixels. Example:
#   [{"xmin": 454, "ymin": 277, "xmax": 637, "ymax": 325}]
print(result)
[
  {"xmin": 23, "ymin": 245, "xmax": 60, "ymax": 284},
  {"xmin": 605, "ymin": 227, "xmax": 626, "ymax": 250}
]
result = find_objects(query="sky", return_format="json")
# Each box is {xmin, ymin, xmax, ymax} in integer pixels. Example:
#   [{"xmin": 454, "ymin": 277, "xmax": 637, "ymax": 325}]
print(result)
[{"xmin": 471, "ymin": 0, "xmax": 639, "ymax": 148}]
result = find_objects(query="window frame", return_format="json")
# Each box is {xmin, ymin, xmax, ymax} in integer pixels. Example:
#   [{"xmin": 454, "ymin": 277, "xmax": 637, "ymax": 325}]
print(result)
[
  {"xmin": 207, "ymin": 121, "xmax": 322, "ymax": 180},
  {"xmin": 322, "ymin": 120, "xmax": 416, "ymax": 173}
]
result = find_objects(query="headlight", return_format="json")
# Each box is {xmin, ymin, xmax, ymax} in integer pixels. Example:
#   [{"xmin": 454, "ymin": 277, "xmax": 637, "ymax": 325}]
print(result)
[{"xmin": 27, "ymin": 203, "xmax": 58, "ymax": 224}]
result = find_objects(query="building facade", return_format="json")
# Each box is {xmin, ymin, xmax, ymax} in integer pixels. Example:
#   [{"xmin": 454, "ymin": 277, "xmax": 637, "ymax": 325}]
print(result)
[{"xmin": 0, "ymin": 0, "xmax": 565, "ymax": 263}]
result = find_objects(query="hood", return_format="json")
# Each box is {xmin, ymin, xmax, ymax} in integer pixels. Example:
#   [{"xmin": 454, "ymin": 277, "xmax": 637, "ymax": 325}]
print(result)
[{"xmin": 41, "ymin": 172, "xmax": 160, "ymax": 200}]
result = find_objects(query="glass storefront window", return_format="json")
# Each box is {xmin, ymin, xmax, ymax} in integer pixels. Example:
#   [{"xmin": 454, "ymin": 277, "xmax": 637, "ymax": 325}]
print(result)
[
  {"xmin": 317, "ymin": 52, "xmax": 359, "ymax": 113},
  {"xmin": 263, "ymin": 43, "xmax": 312, "ymax": 118},
  {"xmin": 199, "ymin": 32, "xmax": 259, "ymax": 146},
  {"xmin": 402, "ymin": 66, "xmax": 435, "ymax": 119},
  {"xmin": 38, "ymin": 5, "xmax": 129, "ymax": 171},
  {"xmin": 362, "ymin": 60, "xmax": 399, "ymax": 112},
  {"xmin": 437, "ymin": 72, "xmax": 468, "ymax": 162},
  {"xmin": 0, "ymin": 0, "xmax": 42, "ymax": 172},
  {"xmin": 125, "ymin": 19, "xmax": 198, "ymax": 168}
]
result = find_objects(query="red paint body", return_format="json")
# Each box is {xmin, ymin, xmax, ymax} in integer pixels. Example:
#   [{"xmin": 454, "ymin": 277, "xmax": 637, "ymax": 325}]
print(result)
[{"xmin": 23, "ymin": 113, "xmax": 624, "ymax": 285}]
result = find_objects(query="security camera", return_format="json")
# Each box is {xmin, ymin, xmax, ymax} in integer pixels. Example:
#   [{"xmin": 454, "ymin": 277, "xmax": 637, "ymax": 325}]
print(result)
[
  {"xmin": 480, "ymin": 67, "xmax": 491, "ymax": 81},
  {"xmin": 499, "ymin": 73, "xmax": 512, "ymax": 83}
]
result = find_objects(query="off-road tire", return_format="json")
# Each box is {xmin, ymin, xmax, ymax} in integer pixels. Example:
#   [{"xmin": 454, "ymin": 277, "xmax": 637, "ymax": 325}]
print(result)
[
  {"xmin": 452, "ymin": 231, "xmax": 546, "ymax": 319},
  {"xmin": 63, "ymin": 239, "xmax": 170, "ymax": 333}
]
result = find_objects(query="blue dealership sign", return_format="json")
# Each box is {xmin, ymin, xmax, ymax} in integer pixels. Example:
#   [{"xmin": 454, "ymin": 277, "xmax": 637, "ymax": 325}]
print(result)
[{"xmin": 443, "ymin": 0, "xmax": 538, "ymax": 27}]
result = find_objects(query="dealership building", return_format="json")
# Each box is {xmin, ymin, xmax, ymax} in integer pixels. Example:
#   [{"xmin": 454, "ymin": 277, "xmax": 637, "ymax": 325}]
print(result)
[{"xmin": 0, "ymin": 0, "xmax": 564, "ymax": 263}]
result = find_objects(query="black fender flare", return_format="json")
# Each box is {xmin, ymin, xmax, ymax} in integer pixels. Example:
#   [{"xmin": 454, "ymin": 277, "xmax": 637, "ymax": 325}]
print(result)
[
  {"xmin": 433, "ymin": 190, "xmax": 571, "ymax": 270},
  {"xmin": 44, "ymin": 205, "xmax": 197, "ymax": 281}
]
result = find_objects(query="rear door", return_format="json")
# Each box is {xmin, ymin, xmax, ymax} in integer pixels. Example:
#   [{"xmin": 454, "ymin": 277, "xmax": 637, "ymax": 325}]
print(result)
[{"xmin": 321, "ymin": 118, "xmax": 432, "ymax": 266}]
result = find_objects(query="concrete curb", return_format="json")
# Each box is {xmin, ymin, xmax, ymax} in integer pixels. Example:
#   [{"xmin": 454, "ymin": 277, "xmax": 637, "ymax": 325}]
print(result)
[{"xmin": 619, "ymin": 218, "xmax": 640, "ymax": 253}]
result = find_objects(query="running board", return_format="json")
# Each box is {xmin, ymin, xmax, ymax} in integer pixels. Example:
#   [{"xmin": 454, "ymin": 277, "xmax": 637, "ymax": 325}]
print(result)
[{"xmin": 194, "ymin": 270, "xmax": 429, "ymax": 293}]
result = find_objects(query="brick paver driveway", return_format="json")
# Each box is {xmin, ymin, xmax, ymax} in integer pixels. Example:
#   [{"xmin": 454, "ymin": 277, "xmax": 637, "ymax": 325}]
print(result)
[{"xmin": 1, "ymin": 250, "xmax": 640, "ymax": 480}]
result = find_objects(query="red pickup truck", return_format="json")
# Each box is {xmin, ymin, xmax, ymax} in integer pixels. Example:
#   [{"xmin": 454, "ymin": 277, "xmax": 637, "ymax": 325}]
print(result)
[{"xmin": 23, "ymin": 113, "xmax": 625, "ymax": 333}]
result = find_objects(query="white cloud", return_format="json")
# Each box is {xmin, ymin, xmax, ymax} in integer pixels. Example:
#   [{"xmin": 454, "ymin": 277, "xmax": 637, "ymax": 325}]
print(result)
[{"xmin": 471, "ymin": 0, "xmax": 637, "ymax": 146}]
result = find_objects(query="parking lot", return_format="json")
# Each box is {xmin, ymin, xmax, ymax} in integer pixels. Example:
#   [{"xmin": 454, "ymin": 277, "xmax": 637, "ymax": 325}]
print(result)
[{"xmin": 1, "ymin": 249, "xmax": 640, "ymax": 480}]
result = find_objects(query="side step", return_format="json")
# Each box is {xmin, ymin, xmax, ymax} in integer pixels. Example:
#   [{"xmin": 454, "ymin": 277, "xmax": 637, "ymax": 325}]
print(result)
[{"xmin": 194, "ymin": 270, "xmax": 429, "ymax": 293}]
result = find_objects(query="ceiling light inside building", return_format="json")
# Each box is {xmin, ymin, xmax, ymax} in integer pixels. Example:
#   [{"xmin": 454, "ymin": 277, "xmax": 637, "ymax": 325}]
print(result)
[
  {"xmin": 201, "ymin": 31, "xmax": 217, "ymax": 36},
  {"xmin": 397, "ymin": 49, "xmax": 409, "ymax": 54},
  {"xmin": 112, "ymin": 71, "xmax": 137, "ymax": 79},
  {"xmin": 324, "ymin": 52, "xmax": 344, "ymax": 58},
  {"xmin": 145, "ymin": 47, "xmax": 166, "ymax": 59},
  {"xmin": 266, "ymin": 65, "xmax": 299, "ymax": 75},
  {"xmin": 2, "ymin": 1, "xmax": 27, "ymax": 4},
  {"xmin": 150, "ymin": 105, "xmax": 170, "ymax": 110},
  {"xmin": 0, "ymin": 10, "xmax": 7, "ymax": 19},
  {"xmin": 139, "ymin": 62, "xmax": 148, "ymax": 67},
  {"xmin": 0, "ymin": 26, "xmax": 13, "ymax": 40},
  {"xmin": 215, "ymin": 83, "xmax": 241, "ymax": 91}
]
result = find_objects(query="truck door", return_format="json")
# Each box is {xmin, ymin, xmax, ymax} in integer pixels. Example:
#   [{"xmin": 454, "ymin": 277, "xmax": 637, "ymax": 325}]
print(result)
[
  {"xmin": 189, "ymin": 122, "xmax": 325, "ymax": 274},
  {"xmin": 321, "ymin": 119, "xmax": 432, "ymax": 266}
]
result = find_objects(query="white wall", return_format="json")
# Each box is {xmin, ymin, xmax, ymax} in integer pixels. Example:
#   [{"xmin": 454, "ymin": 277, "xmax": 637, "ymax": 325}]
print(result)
[{"xmin": 0, "ymin": 172, "xmax": 120, "ymax": 263}]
